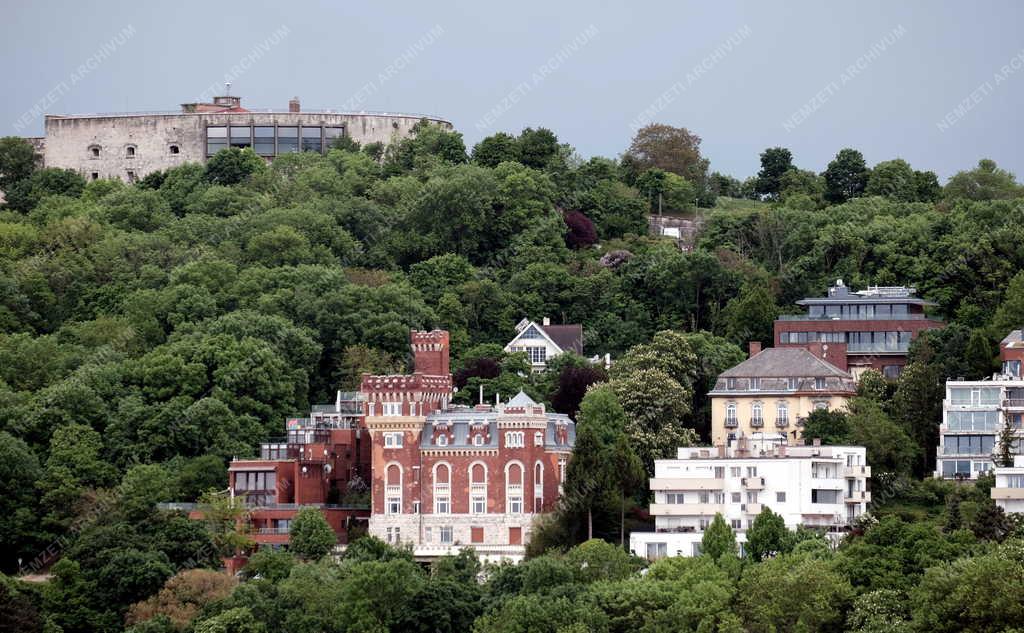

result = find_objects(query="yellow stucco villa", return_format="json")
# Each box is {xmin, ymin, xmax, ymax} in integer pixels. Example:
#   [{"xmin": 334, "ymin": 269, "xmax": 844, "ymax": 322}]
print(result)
[{"xmin": 709, "ymin": 345, "xmax": 857, "ymax": 446}]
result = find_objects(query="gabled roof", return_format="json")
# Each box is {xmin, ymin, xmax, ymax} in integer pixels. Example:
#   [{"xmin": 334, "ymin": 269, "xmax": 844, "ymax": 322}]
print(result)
[
  {"xmin": 506, "ymin": 320, "xmax": 584, "ymax": 356},
  {"xmin": 541, "ymin": 324, "xmax": 583, "ymax": 355},
  {"xmin": 718, "ymin": 347, "xmax": 851, "ymax": 379}
]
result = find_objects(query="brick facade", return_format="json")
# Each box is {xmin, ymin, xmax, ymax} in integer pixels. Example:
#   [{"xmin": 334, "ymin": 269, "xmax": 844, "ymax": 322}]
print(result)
[{"xmin": 363, "ymin": 330, "xmax": 575, "ymax": 562}]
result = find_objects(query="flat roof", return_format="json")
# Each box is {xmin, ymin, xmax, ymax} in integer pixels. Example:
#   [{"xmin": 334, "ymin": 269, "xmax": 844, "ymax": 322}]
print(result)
[{"xmin": 45, "ymin": 109, "xmax": 451, "ymax": 122}]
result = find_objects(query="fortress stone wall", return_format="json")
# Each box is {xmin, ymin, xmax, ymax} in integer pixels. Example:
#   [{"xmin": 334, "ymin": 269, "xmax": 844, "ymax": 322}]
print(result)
[{"xmin": 33, "ymin": 97, "xmax": 451, "ymax": 182}]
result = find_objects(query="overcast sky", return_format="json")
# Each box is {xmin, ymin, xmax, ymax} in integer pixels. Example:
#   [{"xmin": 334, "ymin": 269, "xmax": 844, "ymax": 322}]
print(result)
[{"xmin": 3, "ymin": 0, "xmax": 1023, "ymax": 181}]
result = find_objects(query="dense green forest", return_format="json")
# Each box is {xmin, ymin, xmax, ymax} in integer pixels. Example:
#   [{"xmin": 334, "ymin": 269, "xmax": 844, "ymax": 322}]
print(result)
[{"xmin": 3, "ymin": 122, "xmax": 1024, "ymax": 632}]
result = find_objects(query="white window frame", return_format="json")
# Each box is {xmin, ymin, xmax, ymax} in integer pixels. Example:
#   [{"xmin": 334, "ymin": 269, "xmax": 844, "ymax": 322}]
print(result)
[
  {"xmin": 506, "ymin": 461, "xmax": 525, "ymax": 514},
  {"xmin": 384, "ymin": 432, "xmax": 403, "ymax": 448},
  {"xmin": 434, "ymin": 463, "xmax": 451, "ymax": 514}
]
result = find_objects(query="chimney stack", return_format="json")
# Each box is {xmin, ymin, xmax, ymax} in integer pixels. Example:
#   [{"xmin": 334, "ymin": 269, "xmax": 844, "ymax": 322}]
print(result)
[
  {"xmin": 748, "ymin": 341, "xmax": 762, "ymax": 357},
  {"xmin": 289, "ymin": 96, "xmax": 300, "ymax": 113},
  {"xmin": 542, "ymin": 317, "xmax": 551, "ymax": 326},
  {"xmin": 812, "ymin": 437, "xmax": 822, "ymax": 447}
]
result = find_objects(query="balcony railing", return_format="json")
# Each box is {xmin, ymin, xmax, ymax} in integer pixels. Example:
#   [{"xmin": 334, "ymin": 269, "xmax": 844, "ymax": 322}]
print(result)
[
  {"xmin": 725, "ymin": 417, "xmax": 739, "ymax": 428},
  {"xmin": 742, "ymin": 477, "xmax": 765, "ymax": 490},
  {"xmin": 776, "ymin": 418, "xmax": 790, "ymax": 428},
  {"xmin": 1004, "ymin": 399, "xmax": 1024, "ymax": 408},
  {"xmin": 847, "ymin": 343, "xmax": 910, "ymax": 354},
  {"xmin": 843, "ymin": 465, "xmax": 871, "ymax": 478},
  {"xmin": 750, "ymin": 417, "xmax": 764, "ymax": 428},
  {"xmin": 844, "ymin": 490, "xmax": 870, "ymax": 503},
  {"xmin": 158, "ymin": 501, "xmax": 369, "ymax": 512},
  {"xmin": 776, "ymin": 313, "xmax": 933, "ymax": 321},
  {"xmin": 257, "ymin": 527, "xmax": 291, "ymax": 535}
]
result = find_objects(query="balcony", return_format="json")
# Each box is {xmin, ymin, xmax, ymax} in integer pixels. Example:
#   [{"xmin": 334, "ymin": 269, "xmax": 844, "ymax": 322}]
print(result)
[
  {"xmin": 776, "ymin": 313, "xmax": 933, "ymax": 321},
  {"xmin": 843, "ymin": 465, "xmax": 871, "ymax": 478},
  {"xmin": 649, "ymin": 478, "xmax": 725, "ymax": 491},
  {"xmin": 776, "ymin": 418, "xmax": 790, "ymax": 429},
  {"xmin": 654, "ymin": 526, "xmax": 697, "ymax": 533},
  {"xmin": 741, "ymin": 477, "xmax": 765, "ymax": 490},
  {"xmin": 257, "ymin": 527, "xmax": 291, "ymax": 535},
  {"xmin": 750, "ymin": 417, "xmax": 764, "ymax": 428},
  {"xmin": 742, "ymin": 503, "xmax": 762, "ymax": 514},
  {"xmin": 844, "ymin": 490, "xmax": 870, "ymax": 503},
  {"xmin": 846, "ymin": 343, "xmax": 910, "ymax": 354},
  {"xmin": 1003, "ymin": 399, "xmax": 1024, "ymax": 409},
  {"xmin": 991, "ymin": 488, "xmax": 1024, "ymax": 500},
  {"xmin": 724, "ymin": 417, "xmax": 739, "ymax": 429},
  {"xmin": 649, "ymin": 503, "xmax": 723, "ymax": 516}
]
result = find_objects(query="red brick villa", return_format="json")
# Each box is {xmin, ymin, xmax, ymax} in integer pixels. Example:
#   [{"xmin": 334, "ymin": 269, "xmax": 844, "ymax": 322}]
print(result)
[
  {"xmin": 363, "ymin": 330, "xmax": 576, "ymax": 562},
  {"xmin": 169, "ymin": 329, "xmax": 576, "ymax": 565}
]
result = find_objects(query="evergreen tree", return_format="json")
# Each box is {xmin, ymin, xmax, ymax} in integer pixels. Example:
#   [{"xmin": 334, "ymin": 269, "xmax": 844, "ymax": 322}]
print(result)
[
  {"xmin": 995, "ymin": 411, "xmax": 1018, "ymax": 468},
  {"xmin": 746, "ymin": 507, "xmax": 790, "ymax": 562},
  {"xmin": 701, "ymin": 513, "xmax": 737, "ymax": 561}
]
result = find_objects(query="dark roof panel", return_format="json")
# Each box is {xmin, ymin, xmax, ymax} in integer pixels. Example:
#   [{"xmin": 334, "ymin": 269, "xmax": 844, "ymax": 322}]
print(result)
[{"xmin": 541, "ymin": 324, "xmax": 583, "ymax": 354}]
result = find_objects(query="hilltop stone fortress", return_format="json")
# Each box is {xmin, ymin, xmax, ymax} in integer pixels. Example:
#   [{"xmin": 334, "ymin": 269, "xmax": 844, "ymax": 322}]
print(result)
[{"xmin": 23, "ymin": 94, "xmax": 452, "ymax": 182}]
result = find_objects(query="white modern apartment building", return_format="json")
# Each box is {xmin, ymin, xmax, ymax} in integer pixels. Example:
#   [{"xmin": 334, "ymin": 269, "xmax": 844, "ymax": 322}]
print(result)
[
  {"xmin": 935, "ymin": 376, "xmax": 1024, "ymax": 480},
  {"xmin": 630, "ymin": 437, "xmax": 870, "ymax": 560},
  {"xmin": 991, "ymin": 455, "xmax": 1024, "ymax": 514}
]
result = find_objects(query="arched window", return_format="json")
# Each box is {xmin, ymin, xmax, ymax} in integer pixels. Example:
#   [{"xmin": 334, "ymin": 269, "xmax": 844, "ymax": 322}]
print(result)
[
  {"xmin": 88, "ymin": 145, "xmax": 101, "ymax": 158},
  {"xmin": 437, "ymin": 433, "xmax": 448, "ymax": 447},
  {"xmin": 751, "ymin": 402, "xmax": 763, "ymax": 426},
  {"xmin": 776, "ymin": 402, "xmax": 789, "ymax": 427},
  {"xmin": 433, "ymin": 463, "xmax": 450, "ymax": 514},
  {"xmin": 473, "ymin": 434, "xmax": 484, "ymax": 446},
  {"xmin": 506, "ymin": 462, "xmax": 524, "ymax": 514},
  {"xmin": 534, "ymin": 461, "xmax": 544, "ymax": 512},
  {"xmin": 385, "ymin": 464, "xmax": 402, "ymax": 515},
  {"xmin": 125, "ymin": 145, "xmax": 136, "ymax": 158},
  {"xmin": 469, "ymin": 462, "xmax": 487, "ymax": 514},
  {"xmin": 726, "ymin": 402, "xmax": 738, "ymax": 426}
]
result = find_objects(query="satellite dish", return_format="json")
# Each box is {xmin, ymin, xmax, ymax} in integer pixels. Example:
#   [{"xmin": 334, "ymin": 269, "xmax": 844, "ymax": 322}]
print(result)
[
  {"xmin": 453, "ymin": 387, "xmax": 459, "ymax": 393},
  {"xmin": 324, "ymin": 464, "xmax": 332, "ymax": 474},
  {"xmin": 301, "ymin": 466, "xmax": 308, "ymax": 474}
]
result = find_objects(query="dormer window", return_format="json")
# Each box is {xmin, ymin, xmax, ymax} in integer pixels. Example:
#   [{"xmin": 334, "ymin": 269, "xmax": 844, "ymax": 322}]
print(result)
[
  {"xmin": 815, "ymin": 377, "xmax": 826, "ymax": 390},
  {"xmin": 437, "ymin": 434, "xmax": 449, "ymax": 447},
  {"xmin": 473, "ymin": 434, "xmax": 484, "ymax": 446},
  {"xmin": 727, "ymin": 378, "xmax": 737, "ymax": 390}
]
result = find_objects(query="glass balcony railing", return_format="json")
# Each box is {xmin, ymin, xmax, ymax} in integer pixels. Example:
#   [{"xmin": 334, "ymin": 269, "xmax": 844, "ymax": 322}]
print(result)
[
  {"xmin": 776, "ymin": 313, "xmax": 934, "ymax": 321},
  {"xmin": 846, "ymin": 343, "xmax": 910, "ymax": 353}
]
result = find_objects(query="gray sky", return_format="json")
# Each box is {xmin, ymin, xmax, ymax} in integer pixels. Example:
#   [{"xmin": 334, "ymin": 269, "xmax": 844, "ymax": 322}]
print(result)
[{"xmin": 3, "ymin": 0, "xmax": 1023, "ymax": 181}]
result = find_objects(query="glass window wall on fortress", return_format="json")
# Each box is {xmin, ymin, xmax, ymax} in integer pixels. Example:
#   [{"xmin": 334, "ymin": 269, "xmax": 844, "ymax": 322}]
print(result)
[{"xmin": 207, "ymin": 124, "xmax": 346, "ymax": 157}]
